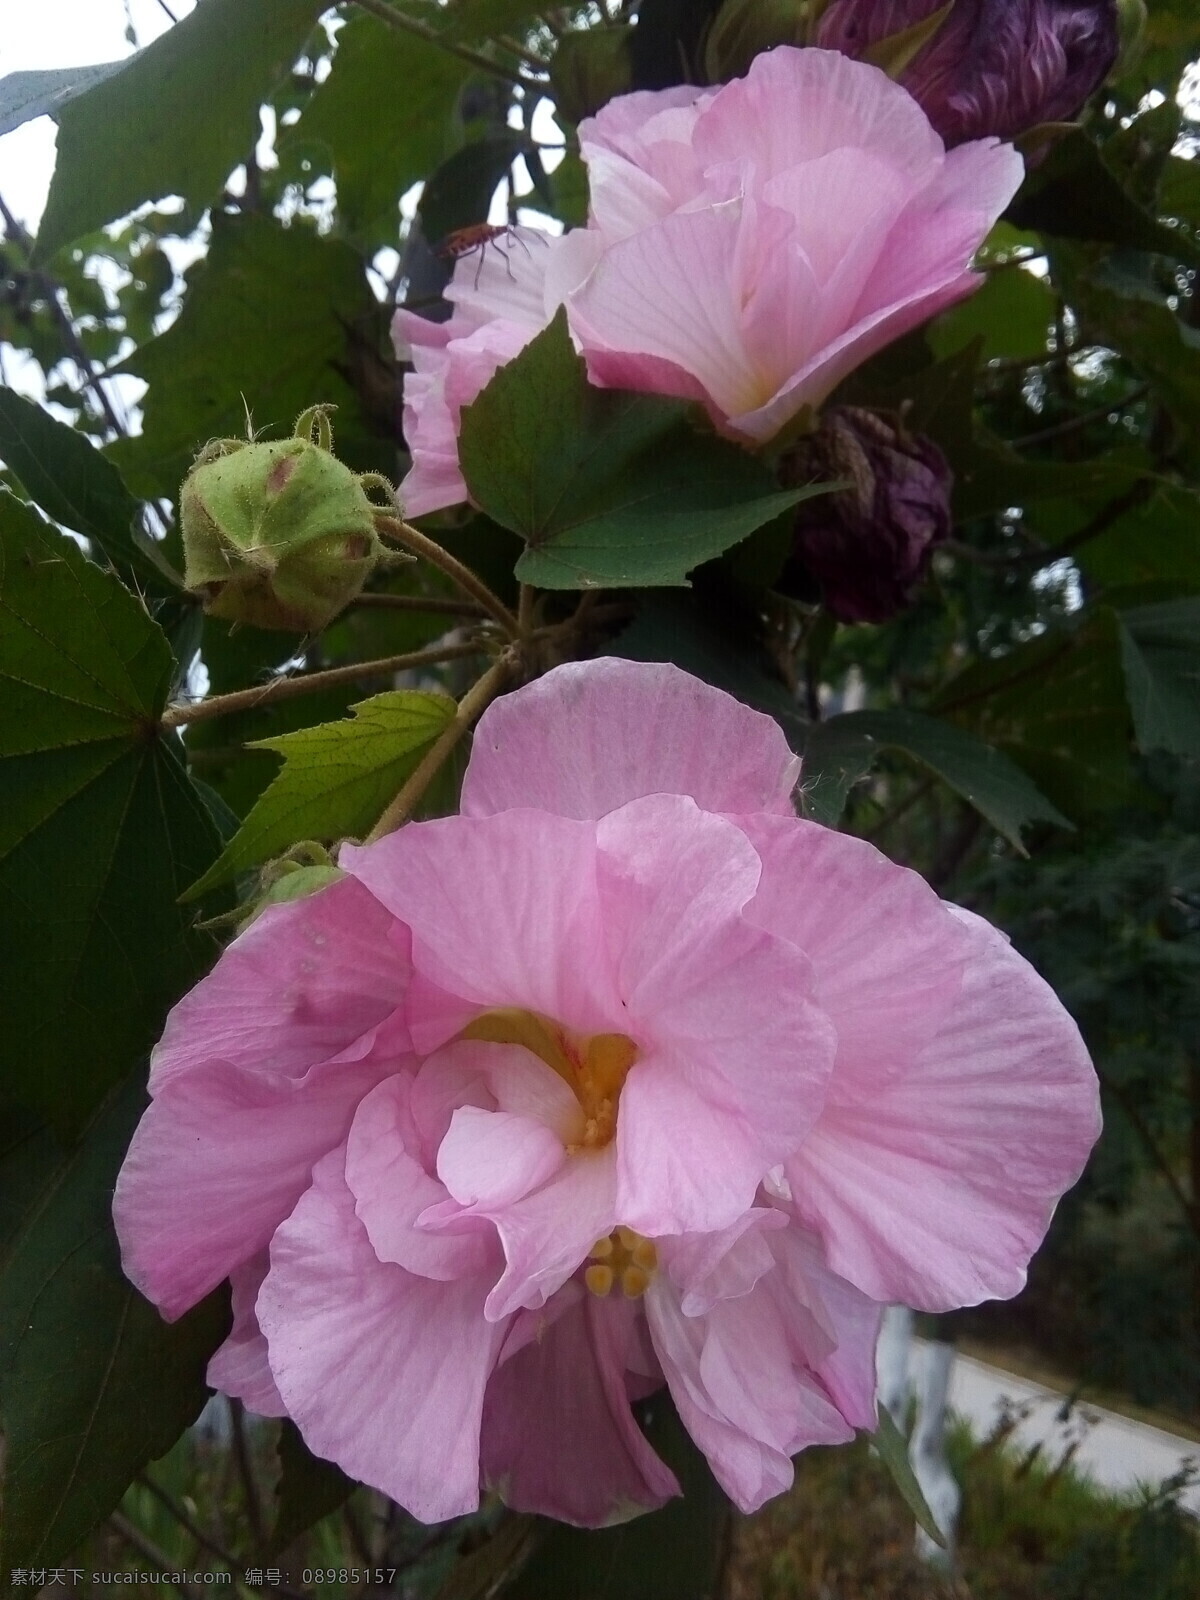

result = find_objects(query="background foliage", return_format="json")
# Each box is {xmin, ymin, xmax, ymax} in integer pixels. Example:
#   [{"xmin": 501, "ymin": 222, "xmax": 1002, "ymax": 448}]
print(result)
[{"xmin": 2, "ymin": 0, "xmax": 1200, "ymax": 1591}]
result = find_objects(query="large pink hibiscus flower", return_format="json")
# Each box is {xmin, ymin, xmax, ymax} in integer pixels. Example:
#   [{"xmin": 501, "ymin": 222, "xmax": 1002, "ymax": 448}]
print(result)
[
  {"xmin": 114, "ymin": 659, "xmax": 1099, "ymax": 1524},
  {"xmin": 397, "ymin": 46, "xmax": 1024, "ymax": 515}
]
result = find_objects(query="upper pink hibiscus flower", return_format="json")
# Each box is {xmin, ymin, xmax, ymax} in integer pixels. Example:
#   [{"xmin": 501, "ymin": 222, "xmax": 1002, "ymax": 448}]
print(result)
[
  {"xmin": 114, "ymin": 659, "xmax": 1098, "ymax": 1525},
  {"xmin": 396, "ymin": 46, "xmax": 1024, "ymax": 516}
]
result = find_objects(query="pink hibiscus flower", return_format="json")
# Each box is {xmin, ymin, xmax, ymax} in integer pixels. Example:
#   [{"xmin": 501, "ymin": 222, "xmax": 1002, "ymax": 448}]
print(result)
[
  {"xmin": 396, "ymin": 46, "xmax": 1024, "ymax": 516},
  {"xmin": 114, "ymin": 659, "xmax": 1099, "ymax": 1524}
]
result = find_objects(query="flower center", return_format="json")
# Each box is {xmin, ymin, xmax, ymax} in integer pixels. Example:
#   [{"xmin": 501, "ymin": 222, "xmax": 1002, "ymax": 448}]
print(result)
[
  {"xmin": 585, "ymin": 1228, "xmax": 659, "ymax": 1299},
  {"xmin": 459, "ymin": 1008, "xmax": 638, "ymax": 1152}
]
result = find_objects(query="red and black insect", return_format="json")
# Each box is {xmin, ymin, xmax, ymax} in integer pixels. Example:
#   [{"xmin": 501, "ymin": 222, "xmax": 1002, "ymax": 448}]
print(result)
[{"xmin": 436, "ymin": 223, "xmax": 542, "ymax": 289}]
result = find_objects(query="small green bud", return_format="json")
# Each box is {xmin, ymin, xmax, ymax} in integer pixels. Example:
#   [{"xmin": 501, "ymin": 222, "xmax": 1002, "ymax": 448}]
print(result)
[
  {"xmin": 551, "ymin": 26, "xmax": 634, "ymax": 125},
  {"xmin": 181, "ymin": 407, "xmax": 395, "ymax": 633},
  {"xmin": 703, "ymin": 0, "xmax": 808, "ymax": 83}
]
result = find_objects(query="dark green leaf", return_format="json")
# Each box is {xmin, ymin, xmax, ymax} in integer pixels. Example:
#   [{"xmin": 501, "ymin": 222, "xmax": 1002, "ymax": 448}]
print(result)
[
  {"xmin": 933, "ymin": 612, "xmax": 1138, "ymax": 818},
  {"xmin": 1074, "ymin": 485, "xmax": 1200, "ymax": 593},
  {"xmin": 0, "ymin": 1077, "xmax": 228, "ymax": 1569},
  {"xmin": 418, "ymin": 133, "xmax": 530, "ymax": 243},
  {"xmin": 928, "ymin": 265, "xmax": 1054, "ymax": 364},
  {"xmin": 35, "ymin": 0, "xmax": 326, "ymax": 260},
  {"xmin": 183, "ymin": 688, "xmax": 456, "ymax": 898},
  {"xmin": 0, "ymin": 61, "xmax": 126, "ymax": 139},
  {"xmin": 460, "ymin": 312, "xmax": 812, "ymax": 589},
  {"xmin": 284, "ymin": 17, "xmax": 467, "ymax": 235},
  {"xmin": 504, "ymin": 1395, "xmax": 729, "ymax": 1600},
  {"xmin": 1007, "ymin": 129, "xmax": 1199, "ymax": 263},
  {"xmin": 0, "ymin": 389, "xmax": 179, "ymax": 592},
  {"xmin": 0, "ymin": 494, "xmax": 224, "ymax": 1131},
  {"xmin": 109, "ymin": 211, "xmax": 383, "ymax": 501},
  {"xmin": 797, "ymin": 717, "xmax": 879, "ymax": 827},
  {"xmin": 438, "ymin": 0, "xmax": 545, "ymax": 42},
  {"xmin": 803, "ymin": 707, "xmax": 1071, "ymax": 845},
  {"xmin": 872, "ymin": 1406, "xmax": 946, "ymax": 1550},
  {"xmin": 1118, "ymin": 597, "xmax": 1200, "ymax": 756},
  {"xmin": 271, "ymin": 1419, "xmax": 354, "ymax": 1553}
]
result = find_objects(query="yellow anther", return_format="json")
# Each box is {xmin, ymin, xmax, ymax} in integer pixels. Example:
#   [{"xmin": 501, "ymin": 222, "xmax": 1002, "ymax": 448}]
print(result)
[
  {"xmin": 585, "ymin": 1263, "xmax": 615, "ymax": 1298},
  {"xmin": 458, "ymin": 1009, "xmax": 637, "ymax": 1153},
  {"xmin": 586, "ymin": 1226, "xmax": 658, "ymax": 1298},
  {"xmin": 632, "ymin": 1239, "xmax": 658, "ymax": 1272}
]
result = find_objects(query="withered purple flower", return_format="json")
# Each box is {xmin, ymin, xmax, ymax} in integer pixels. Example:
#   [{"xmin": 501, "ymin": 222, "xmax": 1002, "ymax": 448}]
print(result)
[
  {"xmin": 783, "ymin": 406, "xmax": 953, "ymax": 624},
  {"xmin": 815, "ymin": 0, "xmax": 1120, "ymax": 146}
]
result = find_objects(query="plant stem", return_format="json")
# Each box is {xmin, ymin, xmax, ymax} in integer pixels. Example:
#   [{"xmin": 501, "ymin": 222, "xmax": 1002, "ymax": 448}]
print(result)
[
  {"xmin": 109, "ymin": 1512, "xmax": 202, "ymax": 1598},
  {"xmin": 366, "ymin": 653, "xmax": 517, "ymax": 840},
  {"xmin": 351, "ymin": 0, "xmax": 527, "ymax": 85},
  {"xmin": 517, "ymin": 582, "xmax": 537, "ymax": 637},
  {"xmin": 160, "ymin": 640, "xmax": 487, "ymax": 729},
  {"xmin": 376, "ymin": 515, "xmax": 520, "ymax": 637},
  {"xmin": 353, "ymin": 592, "xmax": 487, "ymax": 618},
  {"xmin": 229, "ymin": 1399, "xmax": 265, "ymax": 1548}
]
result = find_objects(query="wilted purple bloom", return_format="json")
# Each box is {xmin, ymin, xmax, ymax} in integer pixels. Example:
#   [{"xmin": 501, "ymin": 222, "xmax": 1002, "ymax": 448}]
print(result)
[
  {"xmin": 783, "ymin": 407, "xmax": 953, "ymax": 623},
  {"xmin": 816, "ymin": 0, "xmax": 1120, "ymax": 145}
]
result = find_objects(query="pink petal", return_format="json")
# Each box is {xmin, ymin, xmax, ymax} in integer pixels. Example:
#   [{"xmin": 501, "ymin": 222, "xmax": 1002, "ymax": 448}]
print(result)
[
  {"xmin": 481, "ymin": 1293, "xmax": 679, "ymax": 1525},
  {"xmin": 341, "ymin": 811, "xmax": 623, "ymax": 1047},
  {"xmin": 461, "ymin": 657, "xmax": 801, "ymax": 822},
  {"xmin": 114, "ymin": 1054, "xmax": 392, "ymax": 1320},
  {"xmin": 259, "ymin": 1148, "xmax": 505, "ymax": 1523},
  {"xmin": 148, "ymin": 874, "xmax": 410, "ymax": 1094},
  {"xmin": 345, "ymin": 1074, "xmax": 499, "ymax": 1281},
  {"xmin": 480, "ymin": 1146, "xmax": 618, "ymax": 1321},
  {"xmin": 785, "ymin": 906, "xmax": 1101, "ymax": 1310},
  {"xmin": 437, "ymin": 1106, "xmax": 567, "ymax": 1209},
  {"xmin": 740, "ymin": 815, "xmax": 969, "ymax": 1079},
  {"xmin": 205, "ymin": 1252, "xmax": 286, "ymax": 1419},
  {"xmin": 595, "ymin": 795, "xmax": 836, "ymax": 1232},
  {"xmin": 664, "ymin": 1208, "xmax": 789, "ymax": 1318}
]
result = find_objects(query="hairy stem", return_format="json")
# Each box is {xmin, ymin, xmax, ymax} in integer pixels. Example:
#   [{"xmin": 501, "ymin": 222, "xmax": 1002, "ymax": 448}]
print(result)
[
  {"xmin": 366, "ymin": 653, "xmax": 517, "ymax": 840},
  {"xmin": 160, "ymin": 640, "xmax": 487, "ymax": 729},
  {"xmin": 351, "ymin": 0, "xmax": 527, "ymax": 85},
  {"xmin": 353, "ymin": 592, "xmax": 487, "ymax": 618},
  {"xmin": 377, "ymin": 515, "xmax": 521, "ymax": 638}
]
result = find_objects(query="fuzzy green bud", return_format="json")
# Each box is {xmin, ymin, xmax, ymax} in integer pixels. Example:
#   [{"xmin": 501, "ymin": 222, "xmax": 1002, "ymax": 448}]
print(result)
[{"xmin": 181, "ymin": 407, "xmax": 396, "ymax": 633}]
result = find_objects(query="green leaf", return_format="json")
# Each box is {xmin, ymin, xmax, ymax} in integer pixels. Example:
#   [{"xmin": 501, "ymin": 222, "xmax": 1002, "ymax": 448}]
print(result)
[
  {"xmin": 933, "ymin": 612, "xmax": 1138, "ymax": 818},
  {"xmin": 417, "ymin": 133, "xmax": 530, "ymax": 244},
  {"xmin": 0, "ymin": 389, "xmax": 178, "ymax": 592},
  {"xmin": 928, "ymin": 265, "xmax": 1055, "ymax": 365},
  {"xmin": 1118, "ymin": 597, "xmax": 1200, "ymax": 756},
  {"xmin": 109, "ymin": 211, "xmax": 383, "ymax": 501},
  {"xmin": 0, "ymin": 61, "xmax": 126, "ymax": 139},
  {"xmin": 271, "ymin": 1419, "xmax": 354, "ymax": 1554},
  {"xmin": 34, "ymin": 0, "xmax": 327, "ymax": 261},
  {"xmin": 284, "ymin": 17, "xmax": 467, "ymax": 235},
  {"xmin": 0, "ymin": 495, "xmax": 224, "ymax": 1132},
  {"xmin": 0, "ymin": 1077, "xmax": 228, "ymax": 1569},
  {"xmin": 504, "ymin": 1395, "xmax": 729, "ymax": 1600},
  {"xmin": 438, "ymin": 0, "xmax": 545, "ymax": 42},
  {"xmin": 872, "ymin": 1406, "xmax": 946, "ymax": 1550},
  {"xmin": 802, "ymin": 707, "xmax": 1071, "ymax": 845},
  {"xmin": 183, "ymin": 689, "xmax": 456, "ymax": 899},
  {"xmin": 1071, "ymin": 485, "xmax": 1200, "ymax": 593},
  {"xmin": 1007, "ymin": 128, "xmax": 1199, "ymax": 263},
  {"xmin": 459, "ymin": 312, "xmax": 812, "ymax": 590}
]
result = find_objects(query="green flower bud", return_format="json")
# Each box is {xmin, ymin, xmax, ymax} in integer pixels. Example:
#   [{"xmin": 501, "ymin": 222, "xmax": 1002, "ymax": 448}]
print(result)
[
  {"xmin": 181, "ymin": 407, "xmax": 396, "ymax": 633},
  {"xmin": 551, "ymin": 26, "xmax": 634, "ymax": 125}
]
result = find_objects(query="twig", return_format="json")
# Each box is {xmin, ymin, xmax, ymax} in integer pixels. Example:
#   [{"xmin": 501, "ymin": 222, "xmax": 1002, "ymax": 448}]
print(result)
[
  {"xmin": 1012, "ymin": 383, "xmax": 1150, "ymax": 449},
  {"xmin": 865, "ymin": 776, "xmax": 936, "ymax": 844},
  {"xmin": 947, "ymin": 479, "xmax": 1154, "ymax": 572},
  {"xmin": 109, "ymin": 1512, "xmax": 202, "ymax": 1598},
  {"xmin": 353, "ymin": 592, "xmax": 487, "ymax": 618},
  {"xmin": 153, "ymin": 0, "xmax": 179, "ymax": 20},
  {"xmin": 1102, "ymin": 1073, "xmax": 1200, "ymax": 1244},
  {"xmin": 498, "ymin": 33, "xmax": 551, "ymax": 71},
  {"xmin": 517, "ymin": 582, "xmax": 536, "ymax": 637},
  {"xmin": 351, "ymin": 0, "xmax": 527, "ymax": 85},
  {"xmin": 133, "ymin": 1475, "xmax": 241, "ymax": 1575},
  {"xmin": 366, "ymin": 652, "xmax": 517, "ymax": 839},
  {"xmin": 377, "ymin": 515, "xmax": 520, "ymax": 637},
  {"xmin": 161, "ymin": 640, "xmax": 487, "ymax": 728},
  {"xmin": 229, "ymin": 1399, "xmax": 266, "ymax": 1549}
]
